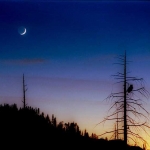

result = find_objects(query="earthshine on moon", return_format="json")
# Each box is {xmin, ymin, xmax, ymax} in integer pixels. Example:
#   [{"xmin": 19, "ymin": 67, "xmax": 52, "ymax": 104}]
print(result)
[{"xmin": 18, "ymin": 26, "xmax": 26, "ymax": 35}]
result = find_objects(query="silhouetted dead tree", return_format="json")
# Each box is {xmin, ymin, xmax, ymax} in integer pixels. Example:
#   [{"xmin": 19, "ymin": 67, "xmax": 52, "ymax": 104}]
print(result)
[
  {"xmin": 97, "ymin": 51, "xmax": 150, "ymax": 148},
  {"xmin": 22, "ymin": 74, "xmax": 28, "ymax": 108}
]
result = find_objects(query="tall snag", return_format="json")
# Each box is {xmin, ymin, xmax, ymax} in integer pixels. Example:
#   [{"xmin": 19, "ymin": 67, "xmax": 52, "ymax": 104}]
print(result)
[
  {"xmin": 22, "ymin": 73, "xmax": 28, "ymax": 108},
  {"xmin": 97, "ymin": 51, "xmax": 150, "ymax": 148}
]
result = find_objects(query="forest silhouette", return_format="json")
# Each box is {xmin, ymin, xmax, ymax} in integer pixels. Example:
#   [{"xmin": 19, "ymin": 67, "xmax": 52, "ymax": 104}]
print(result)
[{"xmin": 0, "ymin": 103, "xmax": 144, "ymax": 150}]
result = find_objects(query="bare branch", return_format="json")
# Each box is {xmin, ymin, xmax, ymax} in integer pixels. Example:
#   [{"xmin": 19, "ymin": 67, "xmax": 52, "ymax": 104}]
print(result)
[{"xmin": 97, "ymin": 52, "xmax": 150, "ymax": 147}]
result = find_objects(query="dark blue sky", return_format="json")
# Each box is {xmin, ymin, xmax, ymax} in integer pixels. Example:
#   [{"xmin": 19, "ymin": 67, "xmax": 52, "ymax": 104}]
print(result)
[
  {"xmin": 1, "ymin": 1, "xmax": 150, "ymax": 60},
  {"xmin": 0, "ymin": 1, "xmax": 150, "ymax": 145}
]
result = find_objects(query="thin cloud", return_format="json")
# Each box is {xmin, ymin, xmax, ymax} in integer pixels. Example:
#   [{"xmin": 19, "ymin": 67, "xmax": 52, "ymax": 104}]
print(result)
[{"xmin": 1, "ymin": 58, "xmax": 46, "ymax": 65}]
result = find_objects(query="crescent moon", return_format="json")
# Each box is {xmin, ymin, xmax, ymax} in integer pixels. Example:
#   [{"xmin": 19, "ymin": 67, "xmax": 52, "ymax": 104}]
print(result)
[
  {"xmin": 20, "ymin": 28, "xmax": 26, "ymax": 35},
  {"xmin": 18, "ymin": 26, "xmax": 27, "ymax": 35}
]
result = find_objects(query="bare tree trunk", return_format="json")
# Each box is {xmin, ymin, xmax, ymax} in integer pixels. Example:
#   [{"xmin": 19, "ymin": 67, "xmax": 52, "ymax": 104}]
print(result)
[
  {"xmin": 97, "ymin": 51, "xmax": 150, "ymax": 148},
  {"xmin": 124, "ymin": 51, "xmax": 127, "ymax": 148},
  {"xmin": 22, "ymin": 74, "xmax": 27, "ymax": 108}
]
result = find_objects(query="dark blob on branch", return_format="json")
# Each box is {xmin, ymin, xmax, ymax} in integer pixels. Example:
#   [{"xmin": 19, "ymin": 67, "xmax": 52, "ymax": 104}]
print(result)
[{"xmin": 127, "ymin": 84, "xmax": 133, "ymax": 93}]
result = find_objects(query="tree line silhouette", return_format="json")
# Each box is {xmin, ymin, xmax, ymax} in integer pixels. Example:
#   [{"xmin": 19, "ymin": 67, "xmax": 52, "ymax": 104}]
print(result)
[{"xmin": 0, "ymin": 103, "xmax": 144, "ymax": 150}]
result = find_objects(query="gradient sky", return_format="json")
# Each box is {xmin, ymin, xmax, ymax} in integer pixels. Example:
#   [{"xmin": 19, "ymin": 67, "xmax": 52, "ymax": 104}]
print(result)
[{"xmin": 0, "ymin": 0, "xmax": 150, "ymax": 147}]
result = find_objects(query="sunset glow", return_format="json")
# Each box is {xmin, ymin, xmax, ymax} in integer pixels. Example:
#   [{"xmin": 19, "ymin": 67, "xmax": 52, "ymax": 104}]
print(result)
[{"xmin": 0, "ymin": 1, "xmax": 150, "ymax": 149}]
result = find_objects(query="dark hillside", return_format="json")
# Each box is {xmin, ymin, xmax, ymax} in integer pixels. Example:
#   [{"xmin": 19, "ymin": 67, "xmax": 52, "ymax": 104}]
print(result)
[{"xmin": 0, "ymin": 104, "xmax": 143, "ymax": 150}]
